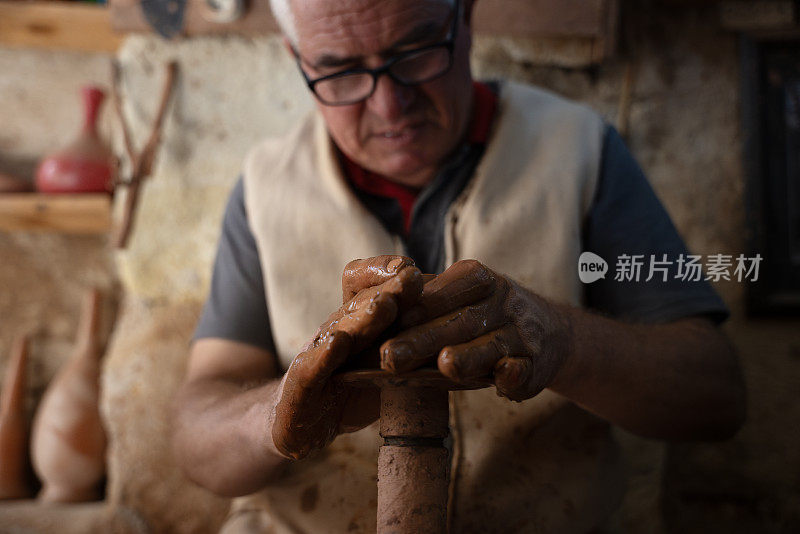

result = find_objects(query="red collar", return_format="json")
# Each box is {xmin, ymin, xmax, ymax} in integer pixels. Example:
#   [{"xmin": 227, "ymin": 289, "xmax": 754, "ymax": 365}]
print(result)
[
  {"xmin": 467, "ymin": 80, "xmax": 497, "ymax": 145},
  {"xmin": 341, "ymin": 81, "xmax": 497, "ymax": 233}
]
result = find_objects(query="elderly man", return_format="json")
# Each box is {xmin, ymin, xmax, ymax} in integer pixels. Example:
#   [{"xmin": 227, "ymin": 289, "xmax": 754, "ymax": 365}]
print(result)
[{"xmin": 172, "ymin": 0, "xmax": 746, "ymax": 532}]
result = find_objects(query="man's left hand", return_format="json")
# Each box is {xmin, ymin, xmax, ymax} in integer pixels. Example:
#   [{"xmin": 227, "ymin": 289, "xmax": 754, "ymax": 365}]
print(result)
[{"xmin": 380, "ymin": 259, "xmax": 574, "ymax": 401}]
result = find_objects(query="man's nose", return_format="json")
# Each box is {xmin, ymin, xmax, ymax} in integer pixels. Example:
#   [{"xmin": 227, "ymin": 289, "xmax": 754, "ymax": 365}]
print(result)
[{"xmin": 366, "ymin": 74, "xmax": 415, "ymax": 122}]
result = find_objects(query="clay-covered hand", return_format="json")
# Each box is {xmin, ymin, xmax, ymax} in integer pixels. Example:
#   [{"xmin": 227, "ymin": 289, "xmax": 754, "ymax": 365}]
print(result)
[
  {"xmin": 272, "ymin": 256, "xmax": 423, "ymax": 460},
  {"xmin": 380, "ymin": 260, "xmax": 573, "ymax": 401}
]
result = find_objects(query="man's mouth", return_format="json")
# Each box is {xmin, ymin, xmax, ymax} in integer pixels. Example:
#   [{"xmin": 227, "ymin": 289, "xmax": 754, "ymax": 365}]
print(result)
[{"xmin": 373, "ymin": 123, "xmax": 424, "ymax": 144}]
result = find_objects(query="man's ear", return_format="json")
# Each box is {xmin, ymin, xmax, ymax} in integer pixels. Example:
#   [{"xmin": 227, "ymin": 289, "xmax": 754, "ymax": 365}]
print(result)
[{"xmin": 464, "ymin": 0, "xmax": 477, "ymax": 27}]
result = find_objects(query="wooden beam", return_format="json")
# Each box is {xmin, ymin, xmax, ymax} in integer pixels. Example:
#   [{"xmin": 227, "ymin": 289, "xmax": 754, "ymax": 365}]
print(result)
[
  {"xmin": 474, "ymin": 0, "xmax": 612, "ymax": 37},
  {"xmin": 0, "ymin": 194, "xmax": 112, "ymax": 234},
  {"xmin": 0, "ymin": 1, "xmax": 124, "ymax": 53},
  {"xmin": 720, "ymin": 1, "xmax": 796, "ymax": 31},
  {"xmin": 591, "ymin": 0, "xmax": 620, "ymax": 63},
  {"xmin": 110, "ymin": 0, "xmax": 614, "ymax": 39}
]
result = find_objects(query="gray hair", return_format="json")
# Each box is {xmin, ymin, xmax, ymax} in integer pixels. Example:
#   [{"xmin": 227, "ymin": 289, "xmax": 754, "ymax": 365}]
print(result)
[
  {"xmin": 269, "ymin": 0, "xmax": 300, "ymax": 45},
  {"xmin": 270, "ymin": 0, "xmax": 456, "ymax": 47}
]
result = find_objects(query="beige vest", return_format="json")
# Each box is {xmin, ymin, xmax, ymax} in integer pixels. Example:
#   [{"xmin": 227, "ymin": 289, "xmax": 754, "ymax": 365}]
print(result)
[{"xmin": 227, "ymin": 81, "xmax": 624, "ymax": 534}]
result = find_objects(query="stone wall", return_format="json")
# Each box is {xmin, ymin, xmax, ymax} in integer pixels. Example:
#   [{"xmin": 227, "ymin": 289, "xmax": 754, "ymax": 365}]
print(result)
[{"xmin": 0, "ymin": 2, "xmax": 798, "ymax": 532}]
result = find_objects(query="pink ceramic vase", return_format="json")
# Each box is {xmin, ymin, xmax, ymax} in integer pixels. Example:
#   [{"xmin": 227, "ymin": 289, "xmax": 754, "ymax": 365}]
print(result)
[
  {"xmin": 31, "ymin": 289, "xmax": 107, "ymax": 502},
  {"xmin": 0, "ymin": 335, "xmax": 35, "ymax": 500},
  {"xmin": 35, "ymin": 86, "xmax": 115, "ymax": 194}
]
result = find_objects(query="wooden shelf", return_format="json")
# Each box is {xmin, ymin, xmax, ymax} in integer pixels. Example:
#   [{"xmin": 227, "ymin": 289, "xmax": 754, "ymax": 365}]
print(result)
[
  {"xmin": 0, "ymin": 193, "xmax": 112, "ymax": 234},
  {"xmin": 0, "ymin": 1, "xmax": 124, "ymax": 53}
]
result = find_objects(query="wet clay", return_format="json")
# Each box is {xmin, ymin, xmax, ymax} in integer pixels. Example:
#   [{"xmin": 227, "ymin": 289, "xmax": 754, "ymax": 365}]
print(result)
[
  {"xmin": 379, "ymin": 385, "xmax": 449, "ymax": 438},
  {"xmin": 342, "ymin": 256, "xmax": 417, "ymax": 304},
  {"xmin": 31, "ymin": 289, "xmax": 107, "ymax": 502},
  {"xmin": 377, "ymin": 386, "xmax": 449, "ymax": 534},
  {"xmin": 0, "ymin": 335, "xmax": 36, "ymax": 500}
]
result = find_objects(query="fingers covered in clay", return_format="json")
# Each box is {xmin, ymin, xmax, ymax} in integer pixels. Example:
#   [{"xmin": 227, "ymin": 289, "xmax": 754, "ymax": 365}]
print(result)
[
  {"xmin": 493, "ymin": 357, "xmax": 540, "ymax": 402},
  {"xmin": 273, "ymin": 333, "xmax": 353, "ymax": 459},
  {"xmin": 273, "ymin": 382, "xmax": 347, "ymax": 459},
  {"xmin": 381, "ymin": 259, "xmax": 570, "ymax": 404},
  {"xmin": 335, "ymin": 291, "xmax": 399, "ymax": 351},
  {"xmin": 344, "ymin": 262, "xmax": 423, "ymax": 314},
  {"xmin": 342, "ymin": 255, "xmax": 417, "ymax": 303},
  {"xmin": 381, "ymin": 289, "xmax": 507, "ymax": 373},
  {"xmin": 437, "ymin": 324, "xmax": 525, "ymax": 382},
  {"xmin": 400, "ymin": 260, "xmax": 497, "ymax": 328},
  {"xmin": 332, "ymin": 266, "xmax": 422, "ymax": 349},
  {"xmin": 311, "ymin": 263, "xmax": 423, "ymax": 353},
  {"xmin": 299, "ymin": 256, "xmax": 423, "ymax": 379},
  {"xmin": 285, "ymin": 330, "xmax": 354, "ymax": 389}
]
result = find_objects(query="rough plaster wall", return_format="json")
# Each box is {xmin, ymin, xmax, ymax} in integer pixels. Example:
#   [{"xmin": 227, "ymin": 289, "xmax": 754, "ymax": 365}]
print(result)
[{"xmin": 113, "ymin": 35, "xmax": 313, "ymax": 303}]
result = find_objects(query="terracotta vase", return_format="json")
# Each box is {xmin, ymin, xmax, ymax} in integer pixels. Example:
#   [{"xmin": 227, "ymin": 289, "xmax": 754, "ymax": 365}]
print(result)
[
  {"xmin": 0, "ymin": 335, "xmax": 35, "ymax": 500},
  {"xmin": 35, "ymin": 86, "xmax": 115, "ymax": 194},
  {"xmin": 31, "ymin": 289, "xmax": 107, "ymax": 502}
]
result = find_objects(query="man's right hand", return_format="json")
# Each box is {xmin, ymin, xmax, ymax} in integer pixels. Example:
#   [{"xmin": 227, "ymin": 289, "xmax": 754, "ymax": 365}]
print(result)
[{"xmin": 272, "ymin": 256, "xmax": 423, "ymax": 460}]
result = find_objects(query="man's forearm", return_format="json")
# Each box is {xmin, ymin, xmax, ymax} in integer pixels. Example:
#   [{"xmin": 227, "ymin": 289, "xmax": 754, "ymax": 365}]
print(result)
[
  {"xmin": 172, "ymin": 376, "xmax": 290, "ymax": 497},
  {"xmin": 550, "ymin": 310, "xmax": 746, "ymax": 440}
]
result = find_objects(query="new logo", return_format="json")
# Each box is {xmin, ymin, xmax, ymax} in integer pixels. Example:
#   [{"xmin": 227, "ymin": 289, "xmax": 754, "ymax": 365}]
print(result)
[{"xmin": 578, "ymin": 252, "xmax": 608, "ymax": 284}]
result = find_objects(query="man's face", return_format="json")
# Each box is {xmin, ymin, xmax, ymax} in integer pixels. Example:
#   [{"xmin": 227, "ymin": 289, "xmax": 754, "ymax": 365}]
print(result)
[{"xmin": 291, "ymin": 0, "xmax": 474, "ymax": 188}]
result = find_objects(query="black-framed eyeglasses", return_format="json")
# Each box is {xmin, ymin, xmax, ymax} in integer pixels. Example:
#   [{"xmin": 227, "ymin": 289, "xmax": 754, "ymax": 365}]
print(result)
[{"xmin": 293, "ymin": 0, "xmax": 461, "ymax": 106}]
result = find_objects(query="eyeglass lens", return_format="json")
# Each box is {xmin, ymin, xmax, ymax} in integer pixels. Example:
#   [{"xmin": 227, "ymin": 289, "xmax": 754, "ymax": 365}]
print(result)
[{"xmin": 314, "ymin": 47, "xmax": 452, "ymax": 104}]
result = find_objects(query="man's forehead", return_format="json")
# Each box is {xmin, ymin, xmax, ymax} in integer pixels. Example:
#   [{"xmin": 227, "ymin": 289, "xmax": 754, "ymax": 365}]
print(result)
[{"xmin": 292, "ymin": 0, "xmax": 451, "ymax": 60}]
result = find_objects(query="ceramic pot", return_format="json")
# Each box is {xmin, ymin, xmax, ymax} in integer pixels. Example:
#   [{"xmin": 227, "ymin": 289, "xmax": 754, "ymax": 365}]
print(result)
[
  {"xmin": 35, "ymin": 86, "xmax": 115, "ymax": 194},
  {"xmin": 31, "ymin": 289, "xmax": 107, "ymax": 502},
  {"xmin": 0, "ymin": 335, "xmax": 35, "ymax": 500}
]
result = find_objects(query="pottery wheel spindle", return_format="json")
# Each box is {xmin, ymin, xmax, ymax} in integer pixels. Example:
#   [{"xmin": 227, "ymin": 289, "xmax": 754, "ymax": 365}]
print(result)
[
  {"xmin": 337, "ymin": 369, "xmax": 490, "ymax": 534},
  {"xmin": 379, "ymin": 384, "xmax": 449, "ymax": 533}
]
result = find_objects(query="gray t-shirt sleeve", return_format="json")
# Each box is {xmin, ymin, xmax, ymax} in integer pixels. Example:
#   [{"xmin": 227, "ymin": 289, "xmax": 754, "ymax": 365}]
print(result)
[
  {"xmin": 193, "ymin": 178, "xmax": 275, "ymax": 350},
  {"xmin": 583, "ymin": 126, "xmax": 730, "ymax": 324}
]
